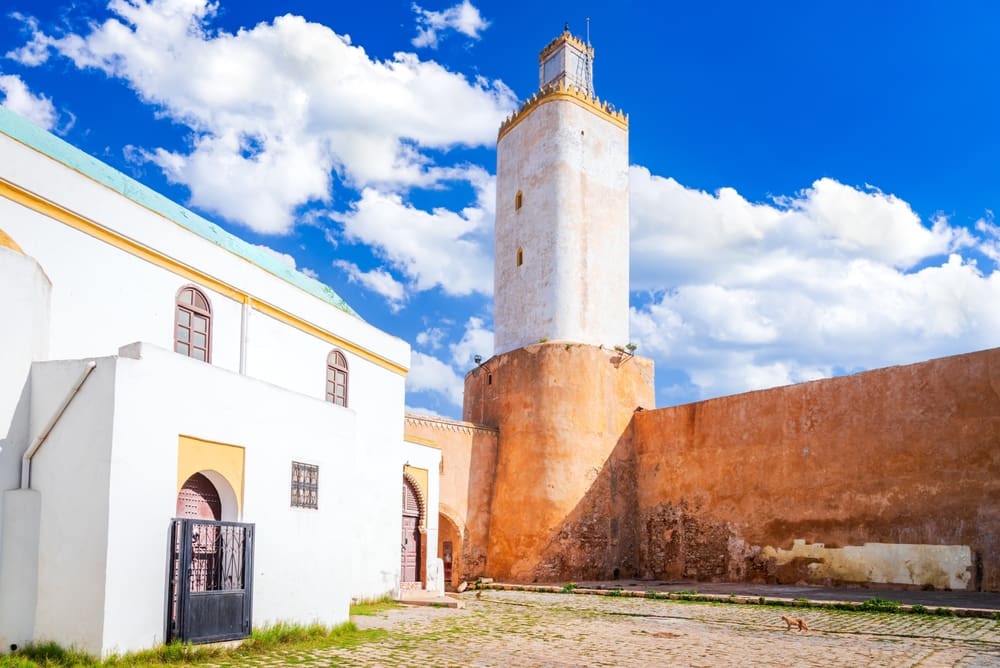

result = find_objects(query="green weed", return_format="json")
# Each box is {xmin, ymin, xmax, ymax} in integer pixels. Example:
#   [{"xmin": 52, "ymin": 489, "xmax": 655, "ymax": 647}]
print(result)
[
  {"xmin": 859, "ymin": 598, "xmax": 902, "ymax": 613},
  {"xmin": 3, "ymin": 621, "xmax": 386, "ymax": 667},
  {"xmin": 350, "ymin": 595, "xmax": 401, "ymax": 616}
]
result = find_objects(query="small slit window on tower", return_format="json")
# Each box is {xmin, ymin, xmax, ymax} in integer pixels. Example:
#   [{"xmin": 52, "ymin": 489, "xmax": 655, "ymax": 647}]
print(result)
[
  {"xmin": 516, "ymin": 247, "xmax": 523, "ymax": 267},
  {"xmin": 515, "ymin": 189, "xmax": 523, "ymax": 211}
]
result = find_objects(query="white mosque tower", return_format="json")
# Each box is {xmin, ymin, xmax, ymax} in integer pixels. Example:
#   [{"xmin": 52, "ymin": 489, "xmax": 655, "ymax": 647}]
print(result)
[{"xmin": 492, "ymin": 24, "xmax": 630, "ymax": 355}]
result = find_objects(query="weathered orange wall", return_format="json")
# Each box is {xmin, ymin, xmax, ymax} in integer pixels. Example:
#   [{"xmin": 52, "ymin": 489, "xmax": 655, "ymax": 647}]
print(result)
[
  {"xmin": 465, "ymin": 343, "xmax": 655, "ymax": 582},
  {"xmin": 634, "ymin": 347, "xmax": 1000, "ymax": 591},
  {"xmin": 403, "ymin": 415, "xmax": 498, "ymax": 588}
]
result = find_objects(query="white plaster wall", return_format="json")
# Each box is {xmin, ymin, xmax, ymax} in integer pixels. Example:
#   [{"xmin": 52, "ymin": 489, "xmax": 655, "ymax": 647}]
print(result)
[
  {"xmin": 100, "ymin": 343, "xmax": 358, "ymax": 655},
  {"xmin": 27, "ymin": 358, "xmax": 116, "ymax": 656},
  {"xmin": 0, "ymin": 489, "xmax": 41, "ymax": 652},
  {"xmin": 494, "ymin": 99, "xmax": 629, "ymax": 354},
  {"xmin": 0, "ymin": 247, "xmax": 49, "ymax": 439},
  {"xmin": 4, "ymin": 343, "xmax": 399, "ymax": 657},
  {"xmin": 348, "ymin": 359, "xmax": 408, "ymax": 599},
  {"xmin": 0, "ymin": 248, "xmax": 50, "ymax": 559},
  {"xmin": 0, "ymin": 131, "xmax": 409, "ymax": 391},
  {"xmin": 246, "ymin": 307, "xmax": 408, "ymax": 599},
  {"xmin": 0, "ymin": 199, "xmax": 242, "ymax": 370}
]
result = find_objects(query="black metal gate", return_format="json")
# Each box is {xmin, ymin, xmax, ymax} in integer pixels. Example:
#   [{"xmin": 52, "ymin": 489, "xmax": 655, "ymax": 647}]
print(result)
[{"xmin": 167, "ymin": 519, "xmax": 254, "ymax": 644}]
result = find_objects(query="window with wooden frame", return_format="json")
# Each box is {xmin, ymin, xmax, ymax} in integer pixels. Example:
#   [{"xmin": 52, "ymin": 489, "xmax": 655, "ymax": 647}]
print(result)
[
  {"xmin": 325, "ymin": 350, "xmax": 349, "ymax": 407},
  {"xmin": 175, "ymin": 286, "xmax": 212, "ymax": 362},
  {"xmin": 290, "ymin": 461, "xmax": 319, "ymax": 509},
  {"xmin": 516, "ymin": 247, "xmax": 524, "ymax": 267},
  {"xmin": 515, "ymin": 189, "xmax": 523, "ymax": 211}
]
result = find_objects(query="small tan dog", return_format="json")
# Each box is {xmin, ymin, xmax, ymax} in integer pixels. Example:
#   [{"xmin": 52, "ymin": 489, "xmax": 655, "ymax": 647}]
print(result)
[{"xmin": 781, "ymin": 615, "xmax": 809, "ymax": 632}]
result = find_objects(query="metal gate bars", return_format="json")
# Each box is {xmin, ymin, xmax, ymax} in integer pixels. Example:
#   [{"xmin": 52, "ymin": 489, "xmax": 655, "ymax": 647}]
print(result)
[{"xmin": 167, "ymin": 519, "xmax": 255, "ymax": 644}]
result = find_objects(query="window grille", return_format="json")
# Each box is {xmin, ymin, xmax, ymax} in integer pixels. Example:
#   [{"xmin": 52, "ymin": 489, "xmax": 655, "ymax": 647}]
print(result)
[{"xmin": 291, "ymin": 461, "xmax": 319, "ymax": 509}]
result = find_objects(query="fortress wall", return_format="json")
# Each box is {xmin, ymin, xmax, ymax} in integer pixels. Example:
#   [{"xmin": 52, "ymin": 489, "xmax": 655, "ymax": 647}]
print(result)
[{"xmin": 633, "ymin": 347, "xmax": 1000, "ymax": 591}]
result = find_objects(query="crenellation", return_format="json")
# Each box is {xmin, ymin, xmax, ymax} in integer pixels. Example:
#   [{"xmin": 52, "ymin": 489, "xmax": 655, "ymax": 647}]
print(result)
[
  {"xmin": 538, "ymin": 29, "xmax": 593, "ymax": 64},
  {"xmin": 497, "ymin": 82, "xmax": 628, "ymax": 143}
]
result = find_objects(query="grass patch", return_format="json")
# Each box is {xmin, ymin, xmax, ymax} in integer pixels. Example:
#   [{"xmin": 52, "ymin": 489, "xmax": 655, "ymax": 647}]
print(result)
[
  {"xmin": 350, "ymin": 595, "xmax": 401, "ymax": 616},
  {"xmin": 859, "ymin": 598, "xmax": 902, "ymax": 613},
  {"xmin": 560, "ymin": 582, "xmax": 578, "ymax": 593},
  {"xmin": 2, "ymin": 641, "xmax": 98, "ymax": 666},
  {"xmin": 606, "ymin": 588, "xmax": 623, "ymax": 597},
  {"xmin": 3, "ymin": 622, "xmax": 387, "ymax": 667}
]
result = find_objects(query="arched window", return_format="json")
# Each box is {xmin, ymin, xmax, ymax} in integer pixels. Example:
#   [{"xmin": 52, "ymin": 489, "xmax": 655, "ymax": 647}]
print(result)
[
  {"xmin": 175, "ymin": 286, "xmax": 212, "ymax": 362},
  {"xmin": 515, "ymin": 189, "xmax": 523, "ymax": 211},
  {"xmin": 516, "ymin": 247, "xmax": 524, "ymax": 267},
  {"xmin": 326, "ymin": 350, "xmax": 349, "ymax": 407}
]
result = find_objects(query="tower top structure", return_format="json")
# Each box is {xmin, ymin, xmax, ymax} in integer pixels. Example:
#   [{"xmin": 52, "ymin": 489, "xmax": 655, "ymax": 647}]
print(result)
[
  {"xmin": 492, "ymin": 27, "xmax": 630, "ymax": 355},
  {"xmin": 538, "ymin": 24, "xmax": 594, "ymax": 96}
]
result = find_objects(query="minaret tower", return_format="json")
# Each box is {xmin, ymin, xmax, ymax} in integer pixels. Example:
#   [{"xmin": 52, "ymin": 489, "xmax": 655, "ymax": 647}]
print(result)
[
  {"xmin": 493, "ymin": 27, "xmax": 630, "ymax": 354},
  {"xmin": 464, "ymin": 29, "xmax": 654, "ymax": 583}
]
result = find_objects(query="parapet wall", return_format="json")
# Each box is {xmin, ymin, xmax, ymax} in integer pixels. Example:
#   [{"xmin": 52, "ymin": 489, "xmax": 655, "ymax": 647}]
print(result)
[{"xmin": 633, "ymin": 347, "xmax": 1000, "ymax": 591}]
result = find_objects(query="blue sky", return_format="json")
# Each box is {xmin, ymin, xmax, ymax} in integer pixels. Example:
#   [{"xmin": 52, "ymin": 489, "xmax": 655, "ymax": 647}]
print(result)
[{"xmin": 1, "ymin": 0, "xmax": 998, "ymax": 418}]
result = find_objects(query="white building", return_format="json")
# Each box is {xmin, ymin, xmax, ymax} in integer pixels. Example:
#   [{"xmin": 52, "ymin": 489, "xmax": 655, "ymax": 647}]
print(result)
[{"xmin": 0, "ymin": 106, "xmax": 442, "ymax": 657}]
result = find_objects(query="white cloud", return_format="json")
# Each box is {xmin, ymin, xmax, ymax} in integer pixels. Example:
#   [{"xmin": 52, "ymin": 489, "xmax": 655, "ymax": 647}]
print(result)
[
  {"xmin": 405, "ymin": 316, "xmax": 492, "ymax": 410},
  {"xmin": 406, "ymin": 351, "xmax": 465, "ymax": 408},
  {"xmin": 332, "ymin": 167, "xmax": 495, "ymax": 297},
  {"xmin": 448, "ymin": 316, "xmax": 493, "ymax": 367},
  {"xmin": 629, "ymin": 167, "xmax": 1000, "ymax": 402},
  {"xmin": 412, "ymin": 0, "xmax": 489, "ymax": 49},
  {"xmin": 333, "ymin": 259, "xmax": 406, "ymax": 312},
  {"xmin": 0, "ymin": 73, "xmax": 58, "ymax": 130},
  {"xmin": 11, "ymin": 0, "xmax": 516, "ymax": 234},
  {"xmin": 976, "ymin": 212, "xmax": 1000, "ymax": 263},
  {"xmin": 416, "ymin": 327, "xmax": 446, "ymax": 350}
]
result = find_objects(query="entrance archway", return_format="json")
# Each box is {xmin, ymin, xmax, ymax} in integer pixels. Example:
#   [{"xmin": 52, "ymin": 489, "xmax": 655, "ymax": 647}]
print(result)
[
  {"xmin": 176, "ymin": 472, "xmax": 221, "ymax": 520},
  {"xmin": 401, "ymin": 476, "xmax": 422, "ymax": 586},
  {"xmin": 438, "ymin": 512, "xmax": 462, "ymax": 590},
  {"xmin": 168, "ymin": 472, "xmax": 253, "ymax": 644}
]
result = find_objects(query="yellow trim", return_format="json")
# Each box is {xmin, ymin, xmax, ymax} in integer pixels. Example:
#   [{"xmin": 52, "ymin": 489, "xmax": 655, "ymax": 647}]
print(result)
[
  {"xmin": 253, "ymin": 299, "xmax": 407, "ymax": 375},
  {"xmin": 177, "ymin": 435, "xmax": 245, "ymax": 514},
  {"xmin": 0, "ymin": 178, "xmax": 407, "ymax": 376},
  {"xmin": 404, "ymin": 435, "xmax": 441, "ymax": 450},
  {"xmin": 0, "ymin": 227, "xmax": 24, "ymax": 254},
  {"xmin": 498, "ymin": 82, "xmax": 628, "ymax": 142}
]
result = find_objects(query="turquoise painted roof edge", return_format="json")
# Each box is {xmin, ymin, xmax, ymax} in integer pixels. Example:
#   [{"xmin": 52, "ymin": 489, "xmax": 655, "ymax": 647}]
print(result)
[{"xmin": 0, "ymin": 106, "xmax": 359, "ymax": 318}]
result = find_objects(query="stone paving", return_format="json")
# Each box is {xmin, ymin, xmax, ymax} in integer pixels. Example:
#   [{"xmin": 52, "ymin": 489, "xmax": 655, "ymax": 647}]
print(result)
[{"xmin": 212, "ymin": 590, "xmax": 1000, "ymax": 667}]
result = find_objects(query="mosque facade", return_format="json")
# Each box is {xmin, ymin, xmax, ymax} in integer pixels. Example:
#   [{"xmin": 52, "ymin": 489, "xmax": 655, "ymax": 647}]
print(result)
[{"xmin": 0, "ymin": 25, "xmax": 997, "ymax": 660}]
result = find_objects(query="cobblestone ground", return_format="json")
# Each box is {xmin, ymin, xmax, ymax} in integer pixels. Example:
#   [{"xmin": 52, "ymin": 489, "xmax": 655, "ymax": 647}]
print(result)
[{"xmin": 212, "ymin": 591, "xmax": 1000, "ymax": 667}]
